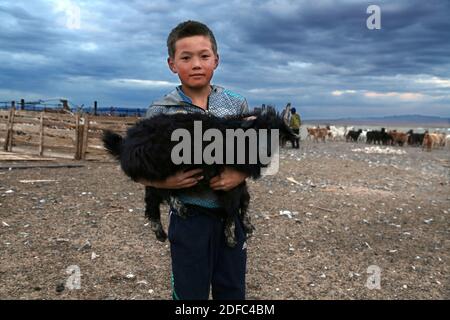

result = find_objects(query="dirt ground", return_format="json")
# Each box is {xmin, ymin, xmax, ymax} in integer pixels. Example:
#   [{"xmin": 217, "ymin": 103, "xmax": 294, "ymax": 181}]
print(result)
[{"xmin": 0, "ymin": 140, "xmax": 449, "ymax": 300}]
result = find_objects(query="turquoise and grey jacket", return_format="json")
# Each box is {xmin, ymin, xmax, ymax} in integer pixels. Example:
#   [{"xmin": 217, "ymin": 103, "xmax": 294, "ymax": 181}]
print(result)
[{"xmin": 146, "ymin": 85, "xmax": 249, "ymax": 208}]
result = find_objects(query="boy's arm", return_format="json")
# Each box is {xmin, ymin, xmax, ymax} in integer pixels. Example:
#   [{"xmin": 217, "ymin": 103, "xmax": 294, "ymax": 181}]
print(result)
[
  {"xmin": 138, "ymin": 169, "xmax": 204, "ymax": 189},
  {"xmin": 209, "ymin": 167, "xmax": 249, "ymax": 191}
]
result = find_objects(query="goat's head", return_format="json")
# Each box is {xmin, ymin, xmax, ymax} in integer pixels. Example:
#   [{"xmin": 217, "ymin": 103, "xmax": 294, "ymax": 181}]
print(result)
[
  {"xmin": 242, "ymin": 111, "xmax": 298, "ymax": 139},
  {"xmin": 240, "ymin": 111, "xmax": 298, "ymax": 157}
]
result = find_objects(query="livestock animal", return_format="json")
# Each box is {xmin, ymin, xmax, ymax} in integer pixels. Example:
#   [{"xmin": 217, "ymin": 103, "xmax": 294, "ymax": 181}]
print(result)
[
  {"xmin": 366, "ymin": 128, "xmax": 392, "ymax": 145},
  {"xmin": 103, "ymin": 111, "xmax": 297, "ymax": 247},
  {"xmin": 306, "ymin": 126, "xmax": 329, "ymax": 143},
  {"xmin": 422, "ymin": 132, "xmax": 445, "ymax": 151},
  {"xmin": 407, "ymin": 130, "xmax": 425, "ymax": 147},
  {"xmin": 328, "ymin": 126, "xmax": 346, "ymax": 141},
  {"xmin": 344, "ymin": 126, "xmax": 354, "ymax": 137},
  {"xmin": 357, "ymin": 129, "xmax": 368, "ymax": 143},
  {"xmin": 388, "ymin": 130, "xmax": 409, "ymax": 146},
  {"xmin": 346, "ymin": 129, "xmax": 362, "ymax": 142}
]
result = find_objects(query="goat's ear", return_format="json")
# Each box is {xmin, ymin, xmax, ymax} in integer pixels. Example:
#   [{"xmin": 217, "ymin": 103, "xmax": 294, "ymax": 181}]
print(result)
[{"xmin": 241, "ymin": 119, "xmax": 255, "ymax": 129}]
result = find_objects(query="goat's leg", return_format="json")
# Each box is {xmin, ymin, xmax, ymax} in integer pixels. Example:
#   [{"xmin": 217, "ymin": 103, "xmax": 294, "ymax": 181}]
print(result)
[
  {"xmin": 239, "ymin": 185, "xmax": 255, "ymax": 239},
  {"xmin": 219, "ymin": 185, "xmax": 247, "ymax": 248},
  {"xmin": 144, "ymin": 187, "xmax": 167, "ymax": 242}
]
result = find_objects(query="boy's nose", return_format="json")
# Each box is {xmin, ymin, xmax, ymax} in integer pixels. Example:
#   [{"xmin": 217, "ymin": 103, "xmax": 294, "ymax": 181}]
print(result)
[{"xmin": 191, "ymin": 57, "xmax": 202, "ymax": 68}]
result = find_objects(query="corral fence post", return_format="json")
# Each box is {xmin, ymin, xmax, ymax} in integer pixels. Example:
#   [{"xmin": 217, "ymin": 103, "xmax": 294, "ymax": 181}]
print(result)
[
  {"xmin": 3, "ymin": 101, "xmax": 16, "ymax": 152},
  {"xmin": 74, "ymin": 112, "xmax": 81, "ymax": 160},
  {"xmin": 3, "ymin": 106, "xmax": 12, "ymax": 151},
  {"xmin": 81, "ymin": 113, "xmax": 89, "ymax": 160},
  {"xmin": 39, "ymin": 111, "xmax": 44, "ymax": 156}
]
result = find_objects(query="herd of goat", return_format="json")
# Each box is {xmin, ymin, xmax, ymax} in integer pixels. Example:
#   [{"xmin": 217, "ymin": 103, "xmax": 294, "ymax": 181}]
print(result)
[{"xmin": 305, "ymin": 126, "xmax": 449, "ymax": 151}]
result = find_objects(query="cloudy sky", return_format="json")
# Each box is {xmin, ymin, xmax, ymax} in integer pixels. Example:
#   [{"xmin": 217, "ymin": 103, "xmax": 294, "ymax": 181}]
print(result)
[{"xmin": 1, "ymin": 0, "xmax": 449, "ymax": 119}]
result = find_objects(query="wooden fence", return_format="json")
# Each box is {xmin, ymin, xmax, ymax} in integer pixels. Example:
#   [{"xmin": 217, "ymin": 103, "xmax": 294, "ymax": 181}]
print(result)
[{"xmin": 0, "ymin": 107, "xmax": 139, "ymax": 160}]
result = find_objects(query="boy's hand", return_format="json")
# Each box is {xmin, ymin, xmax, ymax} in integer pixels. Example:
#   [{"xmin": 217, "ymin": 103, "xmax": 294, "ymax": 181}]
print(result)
[
  {"xmin": 138, "ymin": 168, "xmax": 203, "ymax": 189},
  {"xmin": 210, "ymin": 167, "xmax": 249, "ymax": 191}
]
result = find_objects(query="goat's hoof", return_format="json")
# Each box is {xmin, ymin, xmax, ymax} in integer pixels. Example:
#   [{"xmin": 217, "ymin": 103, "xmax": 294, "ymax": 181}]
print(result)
[
  {"xmin": 150, "ymin": 220, "xmax": 167, "ymax": 242},
  {"xmin": 226, "ymin": 236, "xmax": 237, "ymax": 248},
  {"xmin": 242, "ymin": 223, "xmax": 255, "ymax": 239},
  {"xmin": 155, "ymin": 230, "xmax": 167, "ymax": 242}
]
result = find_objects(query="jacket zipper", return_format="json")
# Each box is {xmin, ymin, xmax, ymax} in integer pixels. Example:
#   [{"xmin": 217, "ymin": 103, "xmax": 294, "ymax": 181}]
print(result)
[{"xmin": 182, "ymin": 100, "xmax": 210, "ymax": 114}]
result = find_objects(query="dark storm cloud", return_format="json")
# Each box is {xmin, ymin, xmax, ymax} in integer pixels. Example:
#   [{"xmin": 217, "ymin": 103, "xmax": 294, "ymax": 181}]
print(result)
[
  {"xmin": 237, "ymin": 0, "xmax": 450, "ymax": 75},
  {"xmin": 0, "ymin": 0, "xmax": 449, "ymax": 118}
]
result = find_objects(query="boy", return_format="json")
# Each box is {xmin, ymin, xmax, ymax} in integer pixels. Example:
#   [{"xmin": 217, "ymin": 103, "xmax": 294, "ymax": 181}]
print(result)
[{"xmin": 139, "ymin": 20, "xmax": 249, "ymax": 300}]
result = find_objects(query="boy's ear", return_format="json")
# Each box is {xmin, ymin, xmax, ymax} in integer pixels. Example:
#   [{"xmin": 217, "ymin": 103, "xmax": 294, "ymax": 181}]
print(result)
[
  {"xmin": 167, "ymin": 57, "xmax": 177, "ymax": 74},
  {"xmin": 214, "ymin": 54, "xmax": 219, "ymax": 70}
]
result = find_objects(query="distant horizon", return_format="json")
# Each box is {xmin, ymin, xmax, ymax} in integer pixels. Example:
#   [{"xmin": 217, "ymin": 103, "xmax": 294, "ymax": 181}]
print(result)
[
  {"xmin": 303, "ymin": 114, "xmax": 450, "ymax": 121},
  {"xmin": 0, "ymin": 100, "xmax": 449, "ymax": 122},
  {"xmin": 302, "ymin": 114, "xmax": 450, "ymax": 128}
]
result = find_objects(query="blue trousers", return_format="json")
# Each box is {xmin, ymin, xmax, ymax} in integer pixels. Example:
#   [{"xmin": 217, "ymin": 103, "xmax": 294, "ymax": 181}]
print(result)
[{"xmin": 168, "ymin": 205, "xmax": 247, "ymax": 300}]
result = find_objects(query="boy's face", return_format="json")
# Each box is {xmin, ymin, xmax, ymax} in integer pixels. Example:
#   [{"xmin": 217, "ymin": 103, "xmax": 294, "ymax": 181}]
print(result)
[{"xmin": 168, "ymin": 35, "xmax": 219, "ymax": 91}]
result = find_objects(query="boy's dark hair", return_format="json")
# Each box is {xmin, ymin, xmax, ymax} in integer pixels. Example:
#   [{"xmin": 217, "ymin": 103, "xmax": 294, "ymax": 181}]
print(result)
[{"xmin": 167, "ymin": 20, "xmax": 218, "ymax": 58}]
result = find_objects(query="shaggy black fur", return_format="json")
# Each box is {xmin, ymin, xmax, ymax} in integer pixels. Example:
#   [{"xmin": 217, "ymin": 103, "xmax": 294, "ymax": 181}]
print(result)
[
  {"xmin": 407, "ymin": 129, "xmax": 425, "ymax": 147},
  {"xmin": 103, "ymin": 111, "xmax": 297, "ymax": 247},
  {"xmin": 366, "ymin": 128, "xmax": 392, "ymax": 145},
  {"xmin": 346, "ymin": 129, "xmax": 362, "ymax": 142}
]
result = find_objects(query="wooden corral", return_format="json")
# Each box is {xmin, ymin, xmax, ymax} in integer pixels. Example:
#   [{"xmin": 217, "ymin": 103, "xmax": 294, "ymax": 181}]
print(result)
[{"xmin": 0, "ymin": 108, "xmax": 138, "ymax": 160}]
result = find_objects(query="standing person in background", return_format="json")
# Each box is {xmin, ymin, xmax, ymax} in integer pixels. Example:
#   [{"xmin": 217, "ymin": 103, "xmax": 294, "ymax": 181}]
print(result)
[{"xmin": 289, "ymin": 107, "xmax": 301, "ymax": 149}]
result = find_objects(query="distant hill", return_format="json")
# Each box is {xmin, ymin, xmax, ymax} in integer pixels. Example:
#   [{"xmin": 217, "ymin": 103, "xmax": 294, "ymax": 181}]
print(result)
[{"xmin": 304, "ymin": 114, "xmax": 450, "ymax": 127}]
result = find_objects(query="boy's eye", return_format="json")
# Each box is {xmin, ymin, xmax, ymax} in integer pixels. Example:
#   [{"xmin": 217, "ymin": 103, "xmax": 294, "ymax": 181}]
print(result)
[{"xmin": 181, "ymin": 56, "xmax": 190, "ymax": 60}]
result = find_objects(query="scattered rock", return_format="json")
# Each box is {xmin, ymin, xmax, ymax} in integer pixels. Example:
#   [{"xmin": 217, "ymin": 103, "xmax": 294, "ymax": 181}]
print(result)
[
  {"xmin": 279, "ymin": 210, "xmax": 292, "ymax": 219},
  {"xmin": 56, "ymin": 283, "xmax": 65, "ymax": 293},
  {"xmin": 78, "ymin": 240, "xmax": 92, "ymax": 251}
]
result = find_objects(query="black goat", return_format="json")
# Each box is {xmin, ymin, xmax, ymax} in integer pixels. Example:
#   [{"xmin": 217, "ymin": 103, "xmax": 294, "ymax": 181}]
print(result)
[
  {"xmin": 366, "ymin": 128, "xmax": 391, "ymax": 145},
  {"xmin": 407, "ymin": 129, "xmax": 425, "ymax": 147},
  {"xmin": 346, "ymin": 129, "xmax": 362, "ymax": 142},
  {"xmin": 103, "ymin": 111, "xmax": 297, "ymax": 247}
]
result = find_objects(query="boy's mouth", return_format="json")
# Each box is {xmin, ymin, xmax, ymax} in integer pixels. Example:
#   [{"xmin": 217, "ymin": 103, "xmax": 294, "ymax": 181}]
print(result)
[{"xmin": 190, "ymin": 74, "xmax": 205, "ymax": 78}]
